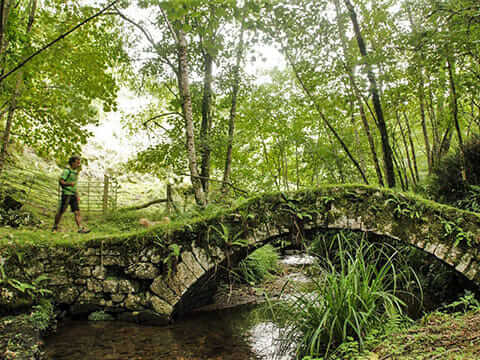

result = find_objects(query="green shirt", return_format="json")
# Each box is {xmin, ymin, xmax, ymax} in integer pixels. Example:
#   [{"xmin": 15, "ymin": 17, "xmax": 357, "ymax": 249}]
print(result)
[{"xmin": 60, "ymin": 167, "xmax": 78, "ymax": 195}]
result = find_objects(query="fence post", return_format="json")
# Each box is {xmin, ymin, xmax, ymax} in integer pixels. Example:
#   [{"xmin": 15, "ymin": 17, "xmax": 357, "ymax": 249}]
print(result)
[
  {"xmin": 87, "ymin": 179, "xmax": 90, "ymax": 217},
  {"xmin": 166, "ymin": 183, "xmax": 172, "ymax": 214},
  {"xmin": 103, "ymin": 175, "xmax": 109, "ymax": 214}
]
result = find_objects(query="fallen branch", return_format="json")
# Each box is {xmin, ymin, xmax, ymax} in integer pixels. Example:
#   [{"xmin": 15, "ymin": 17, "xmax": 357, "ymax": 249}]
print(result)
[{"xmin": 128, "ymin": 198, "xmax": 167, "ymax": 210}]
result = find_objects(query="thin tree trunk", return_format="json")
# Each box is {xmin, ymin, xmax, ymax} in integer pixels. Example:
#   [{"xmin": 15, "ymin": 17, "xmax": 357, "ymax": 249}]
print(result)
[
  {"xmin": 176, "ymin": 26, "xmax": 206, "ymax": 206},
  {"xmin": 395, "ymin": 110, "xmax": 416, "ymax": 186},
  {"xmin": 200, "ymin": 51, "xmax": 213, "ymax": 197},
  {"xmin": 418, "ymin": 72, "xmax": 432, "ymax": 174},
  {"xmin": 447, "ymin": 57, "xmax": 466, "ymax": 182},
  {"xmin": 222, "ymin": 25, "xmax": 244, "ymax": 192},
  {"xmin": 295, "ymin": 142, "xmax": 300, "ymax": 190},
  {"xmin": 403, "ymin": 111, "xmax": 419, "ymax": 182},
  {"xmin": 344, "ymin": 0, "xmax": 395, "ymax": 187}
]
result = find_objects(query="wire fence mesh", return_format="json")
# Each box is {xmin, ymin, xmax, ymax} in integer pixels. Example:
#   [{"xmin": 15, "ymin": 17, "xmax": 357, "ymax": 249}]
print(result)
[{"xmin": 0, "ymin": 163, "xmax": 119, "ymax": 216}]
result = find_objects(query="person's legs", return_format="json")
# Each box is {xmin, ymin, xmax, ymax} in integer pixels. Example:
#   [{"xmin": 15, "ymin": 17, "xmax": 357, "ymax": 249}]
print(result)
[
  {"xmin": 53, "ymin": 195, "xmax": 69, "ymax": 231},
  {"xmin": 71, "ymin": 197, "xmax": 90, "ymax": 233},
  {"xmin": 74, "ymin": 210, "xmax": 82, "ymax": 229}
]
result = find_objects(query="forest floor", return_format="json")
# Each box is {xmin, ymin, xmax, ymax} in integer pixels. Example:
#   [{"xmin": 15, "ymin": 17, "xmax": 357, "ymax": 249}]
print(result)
[{"xmin": 369, "ymin": 310, "xmax": 480, "ymax": 360}]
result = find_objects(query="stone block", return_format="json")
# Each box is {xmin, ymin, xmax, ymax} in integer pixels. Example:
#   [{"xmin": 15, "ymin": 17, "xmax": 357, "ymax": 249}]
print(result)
[
  {"xmin": 124, "ymin": 294, "xmax": 144, "ymax": 310},
  {"xmin": 174, "ymin": 262, "xmax": 198, "ymax": 288},
  {"xmin": 92, "ymin": 265, "xmax": 106, "ymax": 279},
  {"xmin": 79, "ymin": 267, "xmax": 92, "ymax": 277},
  {"xmin": 151, "ymin": 295, "xmax": 173, "ymax": 316},
  {"xmin": 180, "ymin": 251, "xmax": 205, "ymax": 279},
  {"xmin": 111, "ymin": 294, "xmax": 125, "ymax": 303},
  {"xmin": 103, "ymin": 279, "xmax": 118, "ymax": 293},
  {"xmin": 57, "ymin": 287, "xmax": 79, "ymax": 304},
  {"xmin": 125, "ymin": 262, "xmax": 159, "ymax": 279},
  {"xmin": 150, "ymin": 277, "xmax": 180, "ymax": 305},
  {"xmin": 87, "ymin": 279, "xmax": 103, "ymax": 293},
  {"xmin": 118, "ymin": 279, "xmax": 136, "ymax": 294}
]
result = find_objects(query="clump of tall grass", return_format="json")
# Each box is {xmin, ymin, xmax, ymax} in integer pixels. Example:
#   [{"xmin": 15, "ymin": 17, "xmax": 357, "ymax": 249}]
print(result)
[
  {"xmin": 275, "ymin": 234, "xmax": 415, "ymax": 359},
  {"xmin": 235, "ymin": 245, "xmax": 280, "ymax": 285}
]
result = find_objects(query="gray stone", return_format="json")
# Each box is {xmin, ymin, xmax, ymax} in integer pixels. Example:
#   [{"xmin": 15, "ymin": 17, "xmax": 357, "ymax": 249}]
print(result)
[
  {"xmin": 49, "ymin": 274, "xmax": 69, "ymax": 286},
  {"xmin": 103, "ymin": 256, "xmax": 125, "ymax": 266},
  {"xmin": 118, "ymin": 279, "xmax": 136, "ymax": 294},
  {"xmin": 92, "ymin": 265, "xmax": 106, "ymax": 279},
  {"xmin": 79, "ymin": 267, "xmax": 92, "ymax": 277},
  {"xmin": 103, "ymin": 279, "xmax": 118, "ymax": 293},
  {"xmin": 181, "ymin": 251, "xmax": 205, "ymax": 279},
  {"xmin": 150, "ymin": 277, "xmax": 180, "ymax": 305},
  {"xmin": 111, "ymin": 294, "xmax": 126, "ymax": 303},
  {"xmin": 57, "ymin": 287, "xmax": 79, "ymax": 304},
  {"xmin": 151, "ymin": 295, "xmax": 173, "ymax": 315},
  {"xmin": 87, "ymin": 279, "xmax": 103, "ymax": 293},
  {"xmin": 125, "ymin": 262, "xmax": 159, "ymax": 279},
  {"xmin": 124, "ymin": 294, "xmax": 144, "ymax": 310}
]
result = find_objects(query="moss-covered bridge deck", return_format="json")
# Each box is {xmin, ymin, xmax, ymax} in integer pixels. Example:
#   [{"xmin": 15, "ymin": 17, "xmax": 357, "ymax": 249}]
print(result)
[{"xmin": 1, "ymin": 184, "xmax": 480, "ymax": 323}]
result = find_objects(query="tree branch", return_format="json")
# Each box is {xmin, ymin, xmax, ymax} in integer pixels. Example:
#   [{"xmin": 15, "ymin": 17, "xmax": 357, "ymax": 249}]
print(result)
[
  {"xmin": 143, "ymin": 112, "xmax": 182, "ymax": 129},
  {"xmin": 113, "ymin": 6, "xmax": 156, "ymax": 48},
  {"xmin": 0, "ymin": 0, "xmax": 119, "ymax": 84},
  {"xmin": 127, "ymin": 198, "xmax": 167, "ymax": 210},
  {"xmin": 180, "ymin": 173, "xmax": 249, "ymax": 195}
]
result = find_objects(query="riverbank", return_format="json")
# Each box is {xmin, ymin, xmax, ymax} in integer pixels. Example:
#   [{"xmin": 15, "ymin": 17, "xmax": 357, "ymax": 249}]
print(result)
[
  {"xmin": 368, "ymin": 309, "xmax": 480, "ymax": 360},
  {"xmin": 0, "ymin": 302, "xmax": 56, "ymax": 360}
]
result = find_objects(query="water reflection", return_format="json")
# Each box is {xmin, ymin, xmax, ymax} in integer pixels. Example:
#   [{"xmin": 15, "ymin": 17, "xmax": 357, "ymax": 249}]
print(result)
[{"xmin": 45, "ymin": 305, "xmax": 290, "ymax": 360}]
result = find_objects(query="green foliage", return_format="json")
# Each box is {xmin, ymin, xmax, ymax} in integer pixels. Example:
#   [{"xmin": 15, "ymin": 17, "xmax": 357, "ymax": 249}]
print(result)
[
  {"xmin": 436, "ymin": 215, "xmax": 474, "ymax": 247},
  {"xmin": 0, "ymin": 251, "xmax": 51, "ymax": 302},
  {"xmin": 0, "ymin": 208, "xmax": 37, "ymax": 228},
  {"xmin": 30, "ymin": 300, "xmax": 55, "ymax": 332},
  {"xmin": 275, "ymin": 235, "xmax": 412, "ymax": 359},
  {"xmin": 430, "ymin": 135, "xmax": 480, "ymax": 208},
  {"xmin": 442, "ymin": 290, "xmax": 480, "ymax": 314},
  {"xmin": 234, "ymin": 244, "xmax": 280, "ymax": 285}
]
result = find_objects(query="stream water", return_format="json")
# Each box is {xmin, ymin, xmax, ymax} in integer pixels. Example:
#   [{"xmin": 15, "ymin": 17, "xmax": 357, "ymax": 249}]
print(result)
[{"xmin": 45, "ymin": 303, "xmax": 288, "ymax": 360}]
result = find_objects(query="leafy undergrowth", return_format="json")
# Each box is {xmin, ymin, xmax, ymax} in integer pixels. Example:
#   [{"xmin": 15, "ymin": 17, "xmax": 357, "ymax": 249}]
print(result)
[{"xmin": 365, "ymin": 310, "xmax": 480, "ymax": 360}]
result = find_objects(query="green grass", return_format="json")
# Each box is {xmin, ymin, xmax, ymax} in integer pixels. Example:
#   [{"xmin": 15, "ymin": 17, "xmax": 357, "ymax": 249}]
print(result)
[
  {"xmin": 234, "ymin": 244, "xmax": 281, "ymax": 285},
  {"xmin": 274, "ymin": 234, "xmax": 412, "ymax": 359}
]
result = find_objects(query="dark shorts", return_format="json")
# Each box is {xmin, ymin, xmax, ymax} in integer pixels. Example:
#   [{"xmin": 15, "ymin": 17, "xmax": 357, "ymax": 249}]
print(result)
[{"xmin": 59, "ymin": 194, "xmax": 79, "ymax": 213}]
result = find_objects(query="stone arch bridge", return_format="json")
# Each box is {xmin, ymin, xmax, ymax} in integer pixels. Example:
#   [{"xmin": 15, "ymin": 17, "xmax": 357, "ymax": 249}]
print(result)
[{"xmin": 2, "ymin": 185, "xmax": 480, "ymax": 324}]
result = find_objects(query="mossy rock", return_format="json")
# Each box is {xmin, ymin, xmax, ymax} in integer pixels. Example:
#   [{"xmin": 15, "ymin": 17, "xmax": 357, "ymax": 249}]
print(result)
[{"xmin": 88, "ymin": 310, "xmax": 115, "ymax": 321}]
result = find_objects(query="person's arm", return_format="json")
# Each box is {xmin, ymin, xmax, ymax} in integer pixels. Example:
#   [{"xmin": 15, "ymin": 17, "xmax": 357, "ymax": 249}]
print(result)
[{"xmin": 59, "ymin": 178, "xmax": 75, "ymax": 187}]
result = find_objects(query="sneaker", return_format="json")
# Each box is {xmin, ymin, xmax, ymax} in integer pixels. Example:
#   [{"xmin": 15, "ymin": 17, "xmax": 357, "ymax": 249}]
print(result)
[{"xmin": 78, "ymin": 228, "xmax": 91, "ymax": 234}]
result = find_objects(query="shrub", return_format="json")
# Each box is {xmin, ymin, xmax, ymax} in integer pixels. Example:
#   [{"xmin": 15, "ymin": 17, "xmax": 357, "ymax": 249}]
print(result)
[
  {"xmin": 235, "ymin": 245, "xmax": 280, "ymax": 285},
  {"xmin": 429, "ymin": 134, "xmax": 480, "ymax": 207}
]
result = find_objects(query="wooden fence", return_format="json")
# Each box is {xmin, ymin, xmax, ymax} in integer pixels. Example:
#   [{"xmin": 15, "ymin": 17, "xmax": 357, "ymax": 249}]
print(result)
[{"xmin": 0, "ymin": 164, "xmax": 119, "ymax": 215}]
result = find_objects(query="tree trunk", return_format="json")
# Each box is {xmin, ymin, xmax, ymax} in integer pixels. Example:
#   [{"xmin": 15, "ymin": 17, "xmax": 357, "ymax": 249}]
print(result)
[
  {"xmin": 333, "ymin": 0, "xmax": 383, "ymax": 186},
  {"xmin": 222, "ymin": 25, "xmax": 244, "ymax": 193},
  {"xmin": 403, "ymin": 111, "xmax": 419, "ymax": 182},
  {"xmin": 0, "ymin": 0, "xmax": 36, "ymax": 176},
  {"xmin": 447, "ymin": 57, "xmax": 466, "ymax": 182},
  {"xmin": 0, "ymin": 0, "xmax": 13, "ymax": 73},
  {"xmin": 395, "ymin": 110, "xmax": 416, "ymax": 186},
  {"xmin": 344, "ymin": 0, "xmax": 395, "ymax": 187},
  {"xmin": 200, "ymin": 51, "xmax": 213, "ymax": 197},
  {"xmin": 418, "ymin": 72, "xmax": 432, "ymax": 174},
  {"xmin": 176, "ymin": 26, "xmax": 206, "ymax": 207}
]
